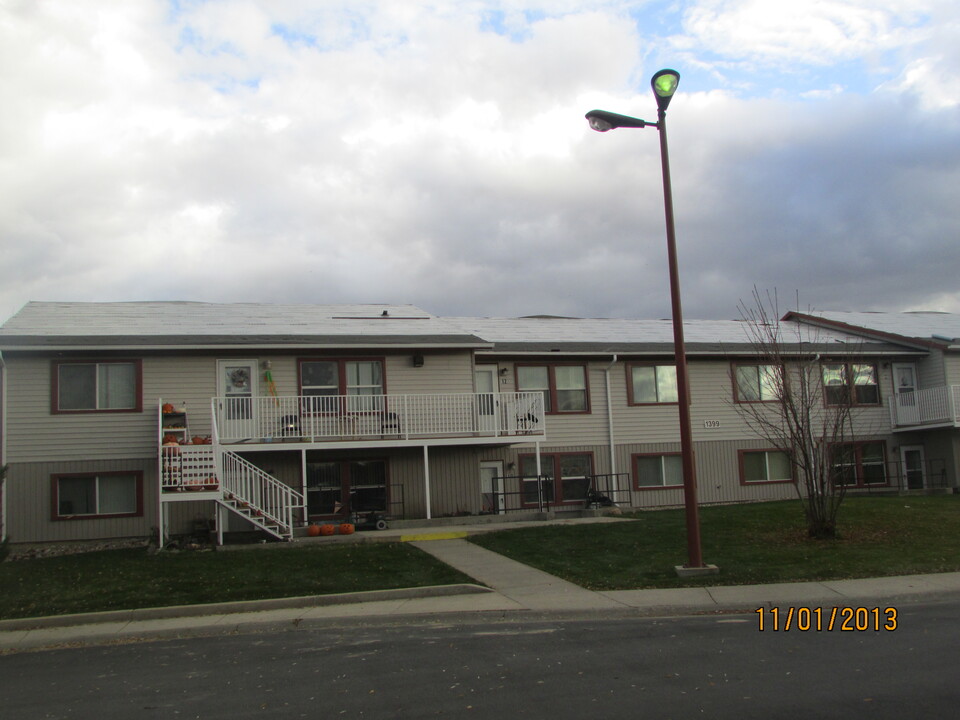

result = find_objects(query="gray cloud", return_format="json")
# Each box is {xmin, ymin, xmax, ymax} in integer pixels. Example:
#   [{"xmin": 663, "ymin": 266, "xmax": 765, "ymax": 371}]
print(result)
[{"xmin": 2, "ymin": 1, "xmax": 959, "ymax": 324}]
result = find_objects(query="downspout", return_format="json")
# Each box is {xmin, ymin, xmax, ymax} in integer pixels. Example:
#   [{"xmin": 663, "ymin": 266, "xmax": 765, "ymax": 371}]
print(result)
[
  {"xmin": 604, "ymin": 355, "xmax": 618, "ymax": 497},
  {"xmin": 0, "ymin": 350, "xmax": 7, "ymax": 542}
]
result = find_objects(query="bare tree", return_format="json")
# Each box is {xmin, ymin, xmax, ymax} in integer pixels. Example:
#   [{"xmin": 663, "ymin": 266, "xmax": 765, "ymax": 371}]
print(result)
[{"xmin": 733, "ymin": 289, "xmax": 874, "ymax": 539}]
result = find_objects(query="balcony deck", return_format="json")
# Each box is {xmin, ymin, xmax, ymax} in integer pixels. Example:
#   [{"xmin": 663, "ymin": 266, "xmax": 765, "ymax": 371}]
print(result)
[
  {"xmin": 212, "ymin": 392, "xmax": 546, "ymax": 448},
  {"xmin": 890, "ymin": 385, "xmax": 960, "ymax": 430}
]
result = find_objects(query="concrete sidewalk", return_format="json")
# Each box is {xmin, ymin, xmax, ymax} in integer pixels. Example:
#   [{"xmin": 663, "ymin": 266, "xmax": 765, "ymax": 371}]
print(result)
[{"xmin": 3, "ymin": 518, "xmax": 960, "ymax": 652}]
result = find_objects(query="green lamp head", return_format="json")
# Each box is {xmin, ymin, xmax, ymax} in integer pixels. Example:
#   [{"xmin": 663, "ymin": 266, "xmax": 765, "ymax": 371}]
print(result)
[{"xmin": 651, "ymin": 69, "xmax": 680, "ymax": 112}]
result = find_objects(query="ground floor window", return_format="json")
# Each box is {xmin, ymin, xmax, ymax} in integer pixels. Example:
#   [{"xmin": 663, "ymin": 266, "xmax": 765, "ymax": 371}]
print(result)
[
  {"xmin": 633, "ymin": 453, "xmax": 683, "ymax": 489},
  {"xmin": 830, "ymin": 442, "xmax": 888, "ymax": 487},
  {"xmin": 305, "ymin": 459, "xmax": 387, "ymax": 517},
  {"xmin": 52, "ymin": 472, "xmax": 142, "ymax": 519},
  {"xmin": 740, "ymin": 449, "xmax": 793, "ymax": 484},
  {"xmin": 518, "ymin": 453, "xmax": 593, "ymax": 505}
]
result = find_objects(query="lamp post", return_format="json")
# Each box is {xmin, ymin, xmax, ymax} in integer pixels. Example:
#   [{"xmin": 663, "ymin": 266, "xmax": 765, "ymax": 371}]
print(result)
[{"xmin": 586, "ymin": 69, "xmax": 712, "ymax": 572}]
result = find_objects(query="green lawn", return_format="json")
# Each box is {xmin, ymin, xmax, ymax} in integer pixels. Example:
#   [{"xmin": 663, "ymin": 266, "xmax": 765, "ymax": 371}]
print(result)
[
  {"xmin": 469, "ymin": 496, "xmax": 960, "ymax": 589},
  {"xmin": 0, "ymin": 542, "xmax": 473, "ymax": 621}
]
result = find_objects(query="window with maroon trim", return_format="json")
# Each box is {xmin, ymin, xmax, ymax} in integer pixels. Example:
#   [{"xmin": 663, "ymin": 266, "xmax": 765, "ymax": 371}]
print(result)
[
  {"xmin": 305, "ymin": 459, "xmax": 387, "ymax": 517},
  {"xmin": 52, "ymin": 360, "xmax": 142, "ymax": 413},
  {"xmin": 821, "ymin": 362, "xmax": 880, "ymax": 406},
  {"xmin": 299, "ymin": 359, "xmax": 385, "ymax": 412},
  {"xmin": 52, "ymin": 471, "xmax": 143, "ymax": 520},
  {"xmin": 516, "ymin": 364, "xmax": 588, "ymax": 414},
  {"xmin": 739, "ymin": 449, "xmax": 793, "ymax": 484},
  {"xmin": 627, "ymin": 364, "xmax": 678, "ymax": 405},
  {"xmin": 829, "ymin": 442, "xmax": 888, "ymax": 487},
  {"xmin": 518, "ymin": 453, "xmax": 593, "ymax": 505},
  {"xmin": 733, "ymin": 363, "xmax": 780, "ymax": 403},
  {"xmin": 633, "ymin": 453, "xmax": 682, "ymax": 489}
]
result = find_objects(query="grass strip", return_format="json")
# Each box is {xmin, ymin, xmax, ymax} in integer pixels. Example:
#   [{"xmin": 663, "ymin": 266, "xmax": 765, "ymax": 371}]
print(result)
[
  {"xmin": 469, "ymin": 496, "xmax": 960, "ymax": 589},
  {"xmin": 0, "ymin": 542, "xmax": 473, "ymax": 620}
]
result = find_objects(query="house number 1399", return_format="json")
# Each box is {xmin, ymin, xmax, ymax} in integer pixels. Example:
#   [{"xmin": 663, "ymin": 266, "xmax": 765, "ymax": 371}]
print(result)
[{"xmin": 703, "ymin": 420, "xmax": 721, "ymax": 428}]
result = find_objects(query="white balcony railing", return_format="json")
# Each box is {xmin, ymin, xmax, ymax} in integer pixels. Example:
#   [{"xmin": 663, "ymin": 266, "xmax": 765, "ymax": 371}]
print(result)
[
  {"xmin": 212, "ymin": 392, "xmax": 546, "ymax": 444},
  {"xmin": 890, "ymin": 385, "xmax": 960, "ymax": 428}
]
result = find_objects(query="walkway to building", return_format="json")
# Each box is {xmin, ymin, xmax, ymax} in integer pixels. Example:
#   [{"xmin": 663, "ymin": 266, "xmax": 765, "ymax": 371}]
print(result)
[{"xmin": 3, "ymin": 515, "xmax": 960, "ymax": 652}]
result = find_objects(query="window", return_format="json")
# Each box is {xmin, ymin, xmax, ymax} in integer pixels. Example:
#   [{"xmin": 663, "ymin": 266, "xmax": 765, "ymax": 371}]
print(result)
[
  {"xmin": 734, "ymin": 364, "xmax": 780, "ymax": 402},
  {"xmin": 634, "ymin": 453, "xmax": 683, "ymax": 489},
  {"xmin": 821, "ymin": 362, "xmax": 880, "ymax": 406},
  {"xmin": 516, "ymin": 364, "xmax": 588, "ymax": 413},
  {"xmin": 830, "ymin": 442, "xmax": 888, "ymax": 487},
  {"xmin": 53, "ymin": 360, "xmax": 141, "ymax": 413},
  {"xmin": 52, "ymin": 472, "xmax": 142, "ymax": 519},
  {"xmin": 519, "ymin": 453, "xmax": 593, "ymax": 505},
  {"xmin": 628, "ymin": 364, "xmax": 678, "ymax": 404},
  {"xmin": 300, "ymin": 359, "xmax": 384, "ymax": 412},
  {"xmin": 305, "ymin": 459, "xmax": 387, "ymax": 516},
  {"xmin": 740, "ymin": 450, "xmax": 793, "ymax": 484}
]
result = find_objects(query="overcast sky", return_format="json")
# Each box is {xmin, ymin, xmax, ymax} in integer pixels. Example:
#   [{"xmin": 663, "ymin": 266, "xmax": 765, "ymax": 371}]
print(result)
[{"xmin": 2, "ymin": 0, "xmax": 959, "ymax": 324}]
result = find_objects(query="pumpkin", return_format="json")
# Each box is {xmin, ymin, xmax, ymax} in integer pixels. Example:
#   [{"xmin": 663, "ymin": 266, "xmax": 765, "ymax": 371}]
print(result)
[
  {"xmin": 307, "ymin": 524, "xmax": 322, "ymax": 537},
  {"xmin": 320, "ymin": 524, "xmax": 335, "ymax": 536},
  {"xmin": 338, "ymin": 523, "xmax": 355, "ymax": 535},
  {"xmin": 162, "ymin": 403, "xmax": 175, "ymax": 414},
  {"xmin": 192, "ymin": 436, "xmax": 206, "ymax": 445}
]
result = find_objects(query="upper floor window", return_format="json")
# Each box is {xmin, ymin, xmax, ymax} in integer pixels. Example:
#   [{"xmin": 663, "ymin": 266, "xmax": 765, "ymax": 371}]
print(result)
[
  {"xmin": 822, "ymin": 362, "xmax": 880, "ymax": 406},
  {"xmin": 52, "ymin": 360, "xmax": 141, "ymax": 413},
  {"xmin": 300, "ymin": 359, "xmax": 384, "ymax": 412},
  {"xmin": 733, "ymin": 363, "xmax": 780, "ymax": 403},
  {"xmin": 628, "ymin": 364, "xmax": 677, "ymax": 404},
  {"xmin": 516, "ymin": 364, "xmax": 588, "ymax": 414}
]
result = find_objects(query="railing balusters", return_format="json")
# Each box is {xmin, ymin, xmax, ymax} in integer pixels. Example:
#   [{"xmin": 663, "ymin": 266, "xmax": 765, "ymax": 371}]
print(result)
[{"xmin": 212, "ymin": 392, "xmax": 546, "ymax": 443}]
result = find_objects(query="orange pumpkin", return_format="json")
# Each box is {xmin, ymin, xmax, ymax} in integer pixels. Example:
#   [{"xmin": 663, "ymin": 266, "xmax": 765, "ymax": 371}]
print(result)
[
  {"xmin": 338, "ymin": 523, "xmax": 355, "ymax": 535},
  {"xmin": 320, "ymin": 524, "xmax": 336, "ymax": 536},
  {"xmin": 162, "ymin": 403, "xmax": 175, "ymax": 414},
  {"xmin": 307, "ymin": 524, "xmax": 322, "ymax": 537}
]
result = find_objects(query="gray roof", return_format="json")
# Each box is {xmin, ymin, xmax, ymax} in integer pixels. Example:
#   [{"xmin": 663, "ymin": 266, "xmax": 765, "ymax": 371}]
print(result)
[
  {"xmin": 792, "ymin": 311, "xmax": 960, "ymax": 347},
  {"xmin": 0, "ymin": 302, "xmax": 486, "ymax": 350},
  {"xmin": 0, "ymin": 301, "xmax": 923, "ymax": 356}
]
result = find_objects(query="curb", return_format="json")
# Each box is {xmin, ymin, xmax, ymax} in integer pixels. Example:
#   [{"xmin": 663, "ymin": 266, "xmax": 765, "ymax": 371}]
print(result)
[{"xmin": 0, "ymin": 583, "xmax": 492, "ymax": 632}]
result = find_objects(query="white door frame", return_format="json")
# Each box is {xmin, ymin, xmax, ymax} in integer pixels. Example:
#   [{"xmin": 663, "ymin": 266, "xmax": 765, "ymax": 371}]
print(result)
[
  {"xmin": 479, "ymin": 460, "xmax": 505, "ymax": 514},
  {"xmin": 217, "ymin": 359, "xmax": 260, "ymax": 441},
  {"xmin": 475, "ymin": 365, "xmax": 499, "ymax": 434},
  {"xmin": 900, "ymin": 445, "xmax": 926, "ymax": 490}
]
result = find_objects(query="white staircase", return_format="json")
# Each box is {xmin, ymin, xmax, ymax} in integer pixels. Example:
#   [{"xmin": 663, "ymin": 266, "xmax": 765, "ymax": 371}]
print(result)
[
  {"xmin": 216, "ymin": 449, "xmax": 303, "ymax": 540},
  {"xmin": 162, "ymin": 445, "xmax": 303, "ymax": 541}
]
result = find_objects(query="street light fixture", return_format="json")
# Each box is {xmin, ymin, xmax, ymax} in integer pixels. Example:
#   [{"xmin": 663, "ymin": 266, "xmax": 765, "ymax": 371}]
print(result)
[{"xmin": 586, "ymin": 69, "xmax": 714, "ymax": 574}]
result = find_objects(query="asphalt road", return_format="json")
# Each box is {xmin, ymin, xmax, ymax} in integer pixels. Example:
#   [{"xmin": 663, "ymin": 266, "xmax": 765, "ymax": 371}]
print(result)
[{"xmin": 2, "ymin": 600, "xmax": 957, "ymax": 719}]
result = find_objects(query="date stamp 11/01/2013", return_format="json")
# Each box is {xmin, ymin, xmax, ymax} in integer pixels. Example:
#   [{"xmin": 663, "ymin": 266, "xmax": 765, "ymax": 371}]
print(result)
[{"xmin": 756, "ymin": 606, "xmax": 898, "ymax": 632}]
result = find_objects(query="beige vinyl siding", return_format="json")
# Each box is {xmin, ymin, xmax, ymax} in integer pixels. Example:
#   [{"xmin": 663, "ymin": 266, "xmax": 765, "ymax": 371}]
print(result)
[
  {"xmin": 942, "ymin": 351, "xmax": 960, "ymax": 386},
  {"xmin": 4, "ymin": 350, "xmax": 478, "ymax": 464},
  {"xmin": 5, "ymin": 457, "xmax": 158, "ymax": 543},
  {"xmin": 618, "ymin": 439, "xmax": 798, "ymax": 508}
]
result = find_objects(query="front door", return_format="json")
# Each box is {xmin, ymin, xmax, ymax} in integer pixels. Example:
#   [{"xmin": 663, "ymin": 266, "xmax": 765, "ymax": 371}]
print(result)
[
  {"xmin": 475, "ymin": 365, "xmax": 499, "ymax": 434},
  {"xmin": 901, "ymin": 446, "xmax": 926, "ymax": 490},
  {"xmin": 480, "ymin": 461, "xmax": 505, "ymax": 514},
  {"xmin": 217, "ymin": 359, "xmax": 259, "ymax": 441},
  {"xmin": 892, "ymin": 363, "xmax": 919, "ymax": 425}
]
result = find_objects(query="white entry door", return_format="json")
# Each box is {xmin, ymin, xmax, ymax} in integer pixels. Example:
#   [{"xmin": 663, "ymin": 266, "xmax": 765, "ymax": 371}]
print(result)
[
  {"xmin": 900, "ymin": 445, "xmax": 926, "ymax": 490},
  {"xmin": 480, "ymin": 461, "xmax": 505, "ymax": 514},
  {"xmin": 475, "ymin": 365, "xmax": 499, "ymax": 434},
  {"xmin": 892, "ymin": 363, "xmax": 919, "ymax": 425},
  {"xmin": 217, "ymin": 359, "xmax": 260, "ymax": 441}
]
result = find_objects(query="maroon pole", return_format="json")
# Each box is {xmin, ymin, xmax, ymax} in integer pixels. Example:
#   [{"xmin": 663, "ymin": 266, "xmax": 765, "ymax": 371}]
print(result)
[{"xmin": 656, "ymin": 108, "xmax": 704, "ymax": 569}]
